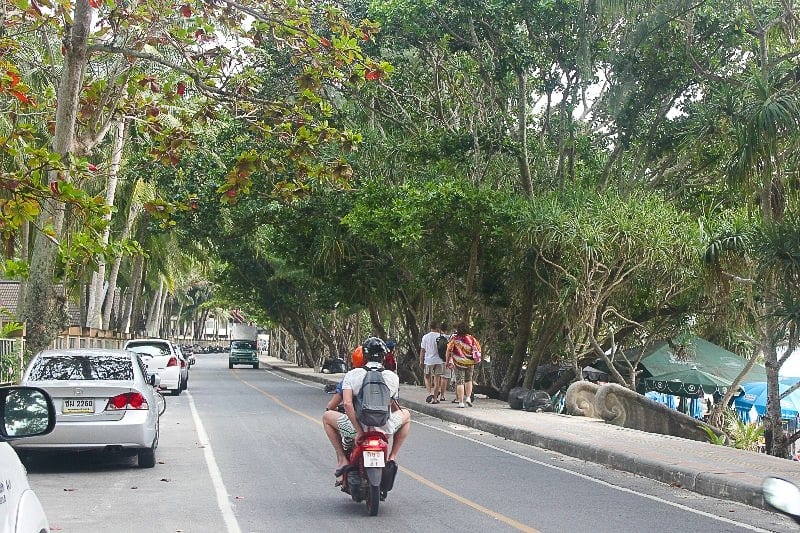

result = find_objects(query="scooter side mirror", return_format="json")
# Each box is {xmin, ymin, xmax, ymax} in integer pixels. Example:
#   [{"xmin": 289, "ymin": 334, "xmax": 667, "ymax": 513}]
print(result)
[{"xmin": 763, "ymin": 477, "xmax": 800, "ymax": 522}]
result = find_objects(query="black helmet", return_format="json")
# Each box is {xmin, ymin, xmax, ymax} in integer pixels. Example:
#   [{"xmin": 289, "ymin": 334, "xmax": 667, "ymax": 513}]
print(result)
[{"xmin": 362, "ymin": 337, "xmax": 389, "ymax": 363}]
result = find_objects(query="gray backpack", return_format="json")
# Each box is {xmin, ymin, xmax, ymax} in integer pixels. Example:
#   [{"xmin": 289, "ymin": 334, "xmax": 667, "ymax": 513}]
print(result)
[{"xmin": 355, "ymin": 368, "xmax": 391, "ymax": 427}]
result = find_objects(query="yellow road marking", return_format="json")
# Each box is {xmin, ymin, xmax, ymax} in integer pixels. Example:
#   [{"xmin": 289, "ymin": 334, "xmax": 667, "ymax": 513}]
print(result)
[{"xmin": 233, "ymin": 371, "xmax": 541, "ymax": 533}]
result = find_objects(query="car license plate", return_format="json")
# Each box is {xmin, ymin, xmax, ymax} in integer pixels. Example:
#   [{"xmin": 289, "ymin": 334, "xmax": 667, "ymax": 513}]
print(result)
[
  {"xmin": 363, "ymin": 450, "xmax": 384, "ymax": 468},
  {"xmin": 63, "ymin": 398, "xmax": 94, "ymax": 413}
]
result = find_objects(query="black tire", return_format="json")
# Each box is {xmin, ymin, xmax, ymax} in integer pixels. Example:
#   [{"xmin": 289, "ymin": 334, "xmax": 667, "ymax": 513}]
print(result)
[
  {"xmin": 253, "ymin": 363, "xmax": 259, "ymax": 369},
  {"xmin": 172, "ymin": 387, "xmax": 182, "ymax": 396},
  {"xmin": 367, "ymin": 484, "xmax": 380, "ymax": 516},
  {"xmin": 229, "ymin": 362, "xmax": 234, "ymax": 369},
  {"xmin": 138, "ymin": 446, "xmax": 156, "ymax": 468},
  {"xmin": 181, "ymin": 376, "xmax": 188, "ymax": 390}
]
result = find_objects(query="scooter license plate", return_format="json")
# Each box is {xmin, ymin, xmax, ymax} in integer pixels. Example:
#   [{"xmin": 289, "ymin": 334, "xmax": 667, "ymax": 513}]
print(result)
[{"xmin": 363, "ymin": 450, "xmax": 385, "ymax": 468}]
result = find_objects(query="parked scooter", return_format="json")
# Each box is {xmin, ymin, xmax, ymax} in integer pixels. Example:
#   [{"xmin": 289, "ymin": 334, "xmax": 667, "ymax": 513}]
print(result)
[
  {"xmin": 762, "ymin": 477, "xmax": 800, "ymax": 524},
  {"xmin": 338, "ymin": 430, "xmax": 398, "ymax": 516}
]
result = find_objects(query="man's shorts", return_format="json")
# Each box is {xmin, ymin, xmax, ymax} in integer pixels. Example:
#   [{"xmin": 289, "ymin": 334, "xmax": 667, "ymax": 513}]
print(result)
[
  {"xmin": 440, "ymin": 366, "xmax": 453, "ymax": 380},
  {"xmin": 453, "ymin": 365, "xmax": 474, "ymax": 385},
  {"xmin": 337, "ymin": 410, "xmax": 405, "ymax": 439},
  {"xmin": 424, "ymin": 363, "xmax": 444, "ymax": 377}
]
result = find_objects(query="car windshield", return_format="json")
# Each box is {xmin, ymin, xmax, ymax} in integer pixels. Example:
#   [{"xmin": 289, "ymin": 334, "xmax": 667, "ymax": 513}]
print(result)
[
  {"xmin": 127, "ymin": 344, "xmax": 170, "ymax": 356},
  {"xmin": 28, "ymin": 355, "xmax": 134, "ymax": 381},
  {"xmin": 231, "ymin": 341, "xmax": 256, "ymax": 350}
]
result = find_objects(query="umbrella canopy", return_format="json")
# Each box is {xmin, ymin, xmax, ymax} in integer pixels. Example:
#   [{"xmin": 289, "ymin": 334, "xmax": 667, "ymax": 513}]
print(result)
[
  {"xmin": 643, "ymin": 366, "xmax": 730, "ymax": 396},
  {"xmin": 735, "ymin": 382, "xmax": 800, "ymax": 418},
  {"xmin": 638, "ymin": 336, "xmax": 766, "ymax": 397}
]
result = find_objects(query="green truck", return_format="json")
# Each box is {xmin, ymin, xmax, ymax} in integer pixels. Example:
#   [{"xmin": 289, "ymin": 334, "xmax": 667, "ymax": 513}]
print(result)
[{"xmin": 229, "ymin": 324, "xmax": 259, "ymax": 369}]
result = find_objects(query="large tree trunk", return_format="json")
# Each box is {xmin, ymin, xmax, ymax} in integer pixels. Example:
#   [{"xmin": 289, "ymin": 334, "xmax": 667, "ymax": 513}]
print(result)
[
  {"xmin": 763, "ymin": 332, "xmax": 789, "ymax": 458},
  {"xmin": 19, "ymin": 0, "xmax": 93, "ymax": 353},
  {"xmin": 103, "ymin": 184, "xmax": 140, "ymax": 329},
  {"xmin": 145, "ymin": 278, "xmax": 163, "ymax": 337},
  {"xmin": 87, "ymin": 120, "xmax": 125, "ymax": 329},
  {"xmin": 122, "ymin": 253, "xmax": 146, "ymax": 334},
  {"xmin": 515, "ymin": 67, "xmax": 533, "ymax": 197},
  {"xmin": 500, "ymin": 283, "xmax": 535, "ymax": 398}
]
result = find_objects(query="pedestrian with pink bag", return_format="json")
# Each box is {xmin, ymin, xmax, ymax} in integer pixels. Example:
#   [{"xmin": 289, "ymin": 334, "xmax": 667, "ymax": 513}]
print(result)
[{"xmin": 445, "ymin": 321, "xmax": 482, "ymax": 408}]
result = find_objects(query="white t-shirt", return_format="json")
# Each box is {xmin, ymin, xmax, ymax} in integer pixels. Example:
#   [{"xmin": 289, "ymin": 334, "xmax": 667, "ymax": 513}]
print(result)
[
  {"xmin": 341, "ymin": 365, "xmax": 400, "ymax": 399},
  {"xmin": 421, "ymin": 330, "xmax": 444, "ymax": 365}
]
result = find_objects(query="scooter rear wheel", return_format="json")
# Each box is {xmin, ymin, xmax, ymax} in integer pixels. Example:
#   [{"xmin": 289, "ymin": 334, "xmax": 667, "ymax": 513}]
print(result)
[{"xmin": 367, "ymin": 484, "xmax": 380, "ymax": 516}]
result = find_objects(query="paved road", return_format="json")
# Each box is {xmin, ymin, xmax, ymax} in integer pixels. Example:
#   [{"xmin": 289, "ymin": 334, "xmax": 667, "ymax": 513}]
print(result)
[{"xmin": 24, "ymin": 353, "xmax": 799, "ymax": 532}]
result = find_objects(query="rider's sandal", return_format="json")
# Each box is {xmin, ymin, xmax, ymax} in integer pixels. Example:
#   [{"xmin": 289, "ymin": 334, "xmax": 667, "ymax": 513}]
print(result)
[{"xmin": 334, "ymin": 465, "xmax": 349, "ymax": 477}]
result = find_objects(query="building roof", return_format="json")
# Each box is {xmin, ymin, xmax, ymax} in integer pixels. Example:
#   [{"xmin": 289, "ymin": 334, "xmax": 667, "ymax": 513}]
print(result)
[{"xmin": 0, "ymin": 280, "xmax": 82, "ymax": 326}]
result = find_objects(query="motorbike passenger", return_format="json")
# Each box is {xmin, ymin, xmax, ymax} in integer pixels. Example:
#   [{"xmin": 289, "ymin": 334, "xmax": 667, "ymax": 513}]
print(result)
[{"xmin": 322, "ymin": 337, "xmax": 411, "ymax": 482}]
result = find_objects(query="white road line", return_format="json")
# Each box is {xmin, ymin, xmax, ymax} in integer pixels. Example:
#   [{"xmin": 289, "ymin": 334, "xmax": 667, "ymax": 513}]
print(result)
[
  {"xmin": 414, "ymin": 418, "xmax": 772, "ymax": 532},
  {"xmin": 187, "ymin": 391, "xmax": 242, "ymax": 533}
]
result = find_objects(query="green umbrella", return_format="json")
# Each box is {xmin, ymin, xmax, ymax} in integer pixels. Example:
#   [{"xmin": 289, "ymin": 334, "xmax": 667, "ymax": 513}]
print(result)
[
  {"xmin": 643, "ymin": 366, "xmax": 731, "ymax": 396},
  {"xmin": 638, "ymin": 336, "xmax": 766, "ymax": 392}
]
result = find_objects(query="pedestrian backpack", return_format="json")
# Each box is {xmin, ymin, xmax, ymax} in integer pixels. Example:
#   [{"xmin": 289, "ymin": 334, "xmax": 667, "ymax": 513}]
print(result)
[
  {"xmin": 435, "ymin": 334, "xmax": 449, "ymax": 360},
  {"xmin": 355, "ymin": 368, "xmax": 392, "ymax": 427}
]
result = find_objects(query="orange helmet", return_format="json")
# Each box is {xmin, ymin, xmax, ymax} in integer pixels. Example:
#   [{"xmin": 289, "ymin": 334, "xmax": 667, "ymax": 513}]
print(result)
[{"xmin": 351, "ymin": 345, "xmax": 366, "ymax": 368}]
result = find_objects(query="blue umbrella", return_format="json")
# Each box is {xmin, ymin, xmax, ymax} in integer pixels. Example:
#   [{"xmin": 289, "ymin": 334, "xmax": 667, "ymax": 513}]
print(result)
[{"xmin": 735, "ymin": 382, "xmax": 800, "ymax": 418}]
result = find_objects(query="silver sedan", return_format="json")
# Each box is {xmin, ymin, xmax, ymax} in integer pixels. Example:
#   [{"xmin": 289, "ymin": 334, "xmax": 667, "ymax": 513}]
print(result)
[{"xmin": 14, "ymin": 348, "xmax": 160, "ymax": 468}]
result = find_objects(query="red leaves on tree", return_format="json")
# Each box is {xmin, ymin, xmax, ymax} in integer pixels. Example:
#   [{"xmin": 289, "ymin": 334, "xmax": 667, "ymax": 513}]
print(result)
[
  {"xmin": 176, "ymin": 82, "xmax": 186, "ymax": 96},
  {"xmin": 9, "ymin": 90, "xmax": 29, "ymax": 104},
  {"xmin": 365, "ymin": 70, "xmax": 381, "ymax": 81},
  {"xmin": 180, "ymin": 4, "xmax": 191, "ymax": 17},
  {"xmin": 320, "ymin": 37, "xmax": 331, "ymax": 49},
  {"xmin": 88, "ymin": 0, "xmax": 102, "ymax": 8},
  {"xmin": 7, "ymin": 71, "xmax": 19, "ymax": 87},
  {"xmin": 87, "ymin": 164, "xmax": 98, "ymax": 172},
  {"xmin": 50, "ymin": 181, "xmax": 60, "ymax": 195}
]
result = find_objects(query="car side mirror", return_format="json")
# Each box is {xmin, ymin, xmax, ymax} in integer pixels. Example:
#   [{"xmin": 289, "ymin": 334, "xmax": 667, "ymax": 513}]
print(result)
[
  {"xmin": 763, "ymin": 477, "xmax": 800, "ymax": 522},
  {"xmin": 0, "ymin": 386, "xmax": 56, "ymax": 441}
]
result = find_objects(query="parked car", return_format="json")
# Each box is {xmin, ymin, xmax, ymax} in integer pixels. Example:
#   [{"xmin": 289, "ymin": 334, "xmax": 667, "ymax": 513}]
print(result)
[
  {"xmin": 124, "ymin": 338, "xmax": 182, "ymax": 395},
  {"xmin": 15, "ymin": 348, "xmax": 160, "ymax": 468},
  {"xmin": 173, "ymin": 343, "xmax": 194, "ymax": 391},
  {"xmin": 0, "ymin": 385, "xmax": 56, "ymax": 533}
]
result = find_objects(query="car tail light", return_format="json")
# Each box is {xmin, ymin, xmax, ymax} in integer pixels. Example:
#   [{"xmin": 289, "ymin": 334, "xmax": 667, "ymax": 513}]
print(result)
[
  {"xmin": 167, "ymin": 357, "xmax": 178, "ymax": 367},
  {"xmin": 106, "ymin": 392, "xmax": 149, "ymax": 410}
]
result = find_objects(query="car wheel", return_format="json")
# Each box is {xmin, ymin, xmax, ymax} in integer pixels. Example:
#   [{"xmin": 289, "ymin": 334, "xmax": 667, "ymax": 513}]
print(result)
[
  {"xmin": 181, "ymin": 377, "xmax": 188, "ymax": 390},
  {"xmin": 138, "ymin": 446, "xmax": 156, "ymax": 468},
  {"xmin": 253, "ymin": 363, "xmax": 259, "ymax": 369},
  {"xmin": 229, "ymin": 362, "xmax": 234, "ymax": 369}
]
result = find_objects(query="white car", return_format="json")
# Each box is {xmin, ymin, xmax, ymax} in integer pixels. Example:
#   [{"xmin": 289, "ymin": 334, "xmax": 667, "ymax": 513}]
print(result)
[
  {"xmin": 124, "ymin": 338, "xmax": 182, "ymax": 395},
  {"xmin": 0, "ymin": 385, "xmax": 56, "ymax": 533},
  {"xmin": 16, "ymin": 348, "xmax": 160, "ymax": 468}
]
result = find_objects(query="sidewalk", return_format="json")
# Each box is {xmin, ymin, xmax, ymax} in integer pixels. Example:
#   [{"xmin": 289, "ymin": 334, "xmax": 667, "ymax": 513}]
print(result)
[{"xmin": 259, "ymin": 355, "xmax": 800, "ymax": 511}]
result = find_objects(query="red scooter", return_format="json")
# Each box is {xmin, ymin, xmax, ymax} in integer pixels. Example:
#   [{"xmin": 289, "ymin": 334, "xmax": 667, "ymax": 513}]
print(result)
[{"xmin": 339, "ymin": 430, "xmax": 398, "ymax": 516}]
